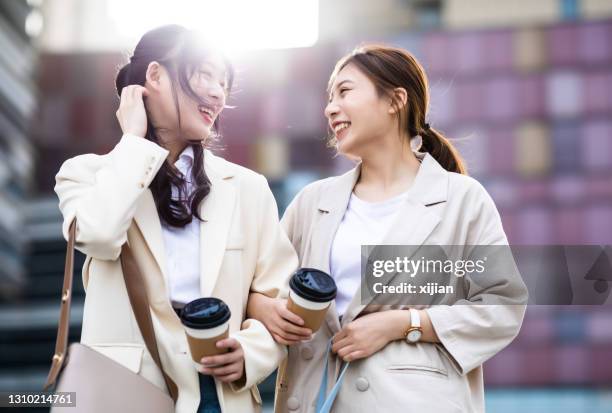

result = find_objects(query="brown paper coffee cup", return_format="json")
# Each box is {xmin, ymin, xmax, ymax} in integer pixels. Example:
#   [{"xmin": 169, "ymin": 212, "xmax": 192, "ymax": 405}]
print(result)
[
  {"xmin": 179, "ymin": 297, "xmax": 232, "ymax": 369},
  {"xmin": 184, "ymin": 322, "xmax": 230, "ymax": 366},
  {"xmin": 286, "ymin": 268, "xmax": 337, "ymax": 333},
  {"xmin": 287, "ymin": 290, "xmax": 332, "ymax": 332}
]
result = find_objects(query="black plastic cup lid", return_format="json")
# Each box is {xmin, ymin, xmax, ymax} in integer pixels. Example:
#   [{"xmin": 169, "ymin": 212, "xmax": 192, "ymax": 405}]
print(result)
[
  {"xmin": 289, "ymin": 268, "xmax": 337, "ymax": 303},
  {"xmin": 180, "ymin": 297, "xmax": 231, "ymax": 329}
]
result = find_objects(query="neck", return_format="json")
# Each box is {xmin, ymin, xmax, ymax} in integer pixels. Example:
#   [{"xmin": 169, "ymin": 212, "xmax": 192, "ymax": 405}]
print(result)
[
  {"xmin": 156, "ymin": 129, "xmax": 187, "ymax": 164},
  {"xmin": 357, "ymin": 136, "xmax": 420, "ymax": 192}
]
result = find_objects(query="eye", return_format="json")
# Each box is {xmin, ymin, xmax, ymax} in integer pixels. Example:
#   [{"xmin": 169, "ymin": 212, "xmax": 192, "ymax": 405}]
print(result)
[{"xmin": 339, "ymin": 87, "xmax": 350, "ymax": 95}]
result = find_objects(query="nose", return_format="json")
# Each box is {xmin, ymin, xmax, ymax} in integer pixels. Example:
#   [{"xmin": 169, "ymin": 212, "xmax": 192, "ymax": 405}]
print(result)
[
  {"xmin": 207, "ymin": 83, "xmax": 224, "ymax": 102},
  {"xmin": 325, "ymin": 100, "xmax": 339, "ymax": 120}
]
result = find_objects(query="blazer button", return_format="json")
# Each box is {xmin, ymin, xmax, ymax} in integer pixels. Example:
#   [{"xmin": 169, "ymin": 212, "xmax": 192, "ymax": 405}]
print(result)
[
  {"xmin": 138, "ymin": 182, "xmax": 145, "ymax": 188},
  {"xmin": 287, "ymin": 396, "xmax": 300, "ymax": 410},
  {"xmin": 301, "ymin": 346, "xmax": 313, "ymax": 360},
  {"xmin": 355, "ymin": 377, "xmax": 369, "ymax": 392}
]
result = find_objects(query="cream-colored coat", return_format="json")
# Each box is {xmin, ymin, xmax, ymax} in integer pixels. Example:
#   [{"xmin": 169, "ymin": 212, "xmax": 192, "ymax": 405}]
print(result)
[
  {"xmin": 275, "ymin": 151, "xmax": 528, "ymax": 413},
  {"xmin": 54, "ymin": 134, "xmax": 298, "ymax": 413}
]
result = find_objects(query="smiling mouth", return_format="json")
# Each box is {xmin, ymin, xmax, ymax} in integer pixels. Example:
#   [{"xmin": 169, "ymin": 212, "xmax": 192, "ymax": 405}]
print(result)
[
  {"xmin": 333, "ymin": 121, "xmax": 351, "ymax": 138},
  {"xmin": 198, "ymin": 105, "xmax": 215, "ymax": 124}
]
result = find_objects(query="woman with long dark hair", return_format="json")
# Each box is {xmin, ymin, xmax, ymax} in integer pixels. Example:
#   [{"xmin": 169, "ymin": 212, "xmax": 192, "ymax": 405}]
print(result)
[
  {"xmin": 249, "ymin": 44, "xmax": 527, "ymax": 412},
  {"xmin": 54, "ymin": 25, "xmax": 297, "ymax": 413}
]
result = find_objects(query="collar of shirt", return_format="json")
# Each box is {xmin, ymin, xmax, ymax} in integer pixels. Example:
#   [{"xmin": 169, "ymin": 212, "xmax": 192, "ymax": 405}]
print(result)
[
  {"xmin": 175, "ymin": 145, "xmax": 195, "ymax": 177},
  {"xmin": 166, "ymin": 145, "xmax": 196, "ymax": 207}
]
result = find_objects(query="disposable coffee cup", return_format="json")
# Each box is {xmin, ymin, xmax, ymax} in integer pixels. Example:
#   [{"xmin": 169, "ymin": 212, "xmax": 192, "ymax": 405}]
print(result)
[
  {"xmin": 180, "ymin": 297, "xmax": 231, "ymax": 368},
  {"xmin": 287, "ymin": 268, "xmax": 337, "ymax": 332}
]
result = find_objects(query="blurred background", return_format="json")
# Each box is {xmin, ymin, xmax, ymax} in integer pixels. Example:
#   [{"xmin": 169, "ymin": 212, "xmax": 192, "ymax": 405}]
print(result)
[{"xmin": 0, "ymin": 0, "xmax": 611, "ymax": 412}]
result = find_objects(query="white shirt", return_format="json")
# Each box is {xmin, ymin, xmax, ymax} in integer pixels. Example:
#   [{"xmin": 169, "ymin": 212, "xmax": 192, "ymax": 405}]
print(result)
[
  {"xmin": 330, "ymin": 191, "xmax": 408, "ymax": 316},
  {"xmin": 161, "ymin": 145, "xmax": 201, "ymax": 305}
]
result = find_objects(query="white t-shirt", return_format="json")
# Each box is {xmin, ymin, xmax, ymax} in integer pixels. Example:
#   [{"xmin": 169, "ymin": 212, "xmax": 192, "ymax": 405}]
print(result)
[
  {"xmin": 330, "ymin": 190, "xmax": 408, "ymax": 316},
  {"xmin": 160, "ymin": 145, "xmax": 201, "ymax": 305}
]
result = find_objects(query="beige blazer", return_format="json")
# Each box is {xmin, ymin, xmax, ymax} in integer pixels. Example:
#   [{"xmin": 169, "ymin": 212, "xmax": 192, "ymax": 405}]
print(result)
[
  {"xmin": 275, "ymin": 151, "xmax": 528, "ymax": 413},
  {"xmin": 54, "ymin": 134, "xmax": 298, "ymax": 413}
]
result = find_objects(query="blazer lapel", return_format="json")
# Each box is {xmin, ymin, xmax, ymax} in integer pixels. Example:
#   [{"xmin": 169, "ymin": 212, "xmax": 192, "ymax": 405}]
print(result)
[
  {"xmin": 133, "ymin": 189, "xmax": 170, "ymax": 293},
  {"xmin": 309, "ymin": 165, "xmax": 361, "ymax": 334},
  {"xmin": 341, "ymin": 152, "xmax": 449, "ymax": 326},
  {"xmin": 132, "ymin": 190, "xmax": 186, "ymax": 334},
  {"xmin": 199, "ymin": 151, "xmax": 236, "ymax": 297},
  {"xmin": 132, "ymin": 150, "xmax": 236, "ymax": 304}
]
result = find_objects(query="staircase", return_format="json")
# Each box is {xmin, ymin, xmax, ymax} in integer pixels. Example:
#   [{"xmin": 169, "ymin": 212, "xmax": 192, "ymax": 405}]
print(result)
[{"xmin": 0, "ymin": 198, "xmax": 84, "ymax": 412}]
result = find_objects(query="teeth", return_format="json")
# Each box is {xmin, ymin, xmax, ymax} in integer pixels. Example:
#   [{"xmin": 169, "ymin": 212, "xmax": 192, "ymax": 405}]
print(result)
[
  {"xmin": 198, "ymin": 106, "xmax": 214, "ymax": 117},
  {"xmin": 334, "ymin": 122, "xmax": 351, "ymax": 133}
]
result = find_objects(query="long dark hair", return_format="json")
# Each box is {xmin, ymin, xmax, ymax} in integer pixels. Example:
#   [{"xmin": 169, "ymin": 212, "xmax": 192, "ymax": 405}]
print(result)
[
  {"xmin": 328, "ymin": 44, "xmax": 466, "ymax": 174},
  {"xmin": 115, "ymin": 25, "xmax": 235, "ymax": 228}
]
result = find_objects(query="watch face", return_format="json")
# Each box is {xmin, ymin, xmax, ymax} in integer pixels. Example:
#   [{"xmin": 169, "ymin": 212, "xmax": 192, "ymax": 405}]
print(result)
[{"xmin": 407, "ymin": 330, "xmax": 422, "ymax": 343}]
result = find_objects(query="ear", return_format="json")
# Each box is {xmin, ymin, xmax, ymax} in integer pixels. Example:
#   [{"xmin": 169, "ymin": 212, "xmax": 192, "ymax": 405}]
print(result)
[
  {"xmin": 388, "ymin": 87, "xmax": 408, "ymax": 115},
  {"xmin": 145, "ymin": 61, "xmax": 164, "ymax": 90}
]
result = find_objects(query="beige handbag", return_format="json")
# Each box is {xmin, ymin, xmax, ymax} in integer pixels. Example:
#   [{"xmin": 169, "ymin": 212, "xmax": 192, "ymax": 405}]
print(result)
[{"xmin": 43, "ymin": 219, "xmax": 178, "ymax": 412}]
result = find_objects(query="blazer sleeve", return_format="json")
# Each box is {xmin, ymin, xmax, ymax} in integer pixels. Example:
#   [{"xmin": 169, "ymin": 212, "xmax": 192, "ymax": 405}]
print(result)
[
  {"xmin": 231, "ymin": 174, "xmax": 298, "ymax": 392},
  {"xmin": 280, "ymin": 189, "xmax": 302, "ymax": 254},
  {"xmin": 54, "ymin": 134, "xmax": 168, "ymax": 261},
  {"xmin": 425, "ymin": 181, "xmax": 528, "ymax": 375}
]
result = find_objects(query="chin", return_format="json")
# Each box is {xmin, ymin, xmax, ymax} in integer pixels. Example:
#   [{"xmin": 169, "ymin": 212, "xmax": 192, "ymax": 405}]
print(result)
[
  {"xmin": 337, "ymin": 137, "xmax": 357, "ymax": 156},
  {"xmin": 184, "ymin": 128, "xmax": 210, "ymax": 142}
]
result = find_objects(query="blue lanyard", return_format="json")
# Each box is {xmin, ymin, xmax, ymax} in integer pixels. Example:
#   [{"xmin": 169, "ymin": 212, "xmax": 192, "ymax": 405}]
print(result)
[{"xmin": 315, "ymin": 339, "xmax": 350, "ymax": 413}]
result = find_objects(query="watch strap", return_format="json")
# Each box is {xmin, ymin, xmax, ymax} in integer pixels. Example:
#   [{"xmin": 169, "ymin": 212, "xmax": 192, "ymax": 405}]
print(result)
[{"xmin": 409, "ymin": 308, "xmax": 421, "ymax": 328}]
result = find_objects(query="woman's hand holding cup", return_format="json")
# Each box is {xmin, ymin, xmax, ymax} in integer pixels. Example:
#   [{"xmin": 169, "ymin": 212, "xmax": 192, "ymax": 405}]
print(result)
[
  {"xmin": 262, "ymin": 297, "xmax": 313, "ymax": 345},
  {"xmin": 197, "ymin": 338, "xmax": 245, "ymax": 383},
  {"xmin": 179, "ymin": 297, "xmax": 235, "ymax": 376}
]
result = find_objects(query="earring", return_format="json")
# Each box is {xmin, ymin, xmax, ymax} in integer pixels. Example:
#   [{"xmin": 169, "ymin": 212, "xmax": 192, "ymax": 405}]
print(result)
[{"xmin": 410, "ymin": 134, "xmax": 423, "ymax": 151}]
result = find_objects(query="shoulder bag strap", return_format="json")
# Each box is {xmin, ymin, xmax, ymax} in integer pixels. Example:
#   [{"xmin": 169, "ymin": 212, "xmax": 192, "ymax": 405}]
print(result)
[{"xmin": 44, "ymin": 218, "xmax": 179, "ymax": 403}]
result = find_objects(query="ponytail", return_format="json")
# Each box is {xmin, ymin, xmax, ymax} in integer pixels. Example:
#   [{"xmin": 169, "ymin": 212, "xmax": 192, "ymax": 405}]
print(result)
[
  {"xmin": 115, "ymin": 63, "xmax": 131, "ymax": 97},
  {"xmin": 420, "ymin": 126, "xmax": 467, "ymax": 175}
]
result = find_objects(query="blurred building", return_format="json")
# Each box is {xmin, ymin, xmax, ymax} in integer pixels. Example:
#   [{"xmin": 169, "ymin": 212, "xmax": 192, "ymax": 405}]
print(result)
[{"xmin": 0, "ymin": 2, "xmax": 37, "ymax": 298}]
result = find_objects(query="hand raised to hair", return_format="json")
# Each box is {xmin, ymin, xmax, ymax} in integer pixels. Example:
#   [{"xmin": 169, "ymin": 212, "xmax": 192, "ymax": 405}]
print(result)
[{"xmin": 115, "ymin": 85, "xmax": 149, "ymax": 138}]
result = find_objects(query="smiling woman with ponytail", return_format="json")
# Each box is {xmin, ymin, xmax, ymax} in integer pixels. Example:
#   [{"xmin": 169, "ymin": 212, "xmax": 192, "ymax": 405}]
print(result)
[
  {"xmin": 249, "ymin": 44, "xmax": 527, "ymax": 412},
  {"xmin": 54, "ymin": 25, "xmax": 298, "ymax": 413}
]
